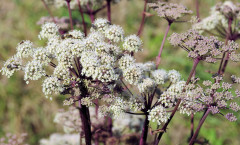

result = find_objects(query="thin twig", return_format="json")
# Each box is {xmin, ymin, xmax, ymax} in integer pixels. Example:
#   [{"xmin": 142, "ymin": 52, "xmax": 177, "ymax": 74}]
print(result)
[
  {"xmin": 106, "ymin": 0, "xmax": 111, "ymax": 22},
  {"xmin": 156, "ymin": 21, "xmax": 172, "ymax": 68},
  {"xmin": 77, "ymin": 0, "xmax": 87, "ymax": 36},
  {"xmin": 137, "ymin": 0, "xmax": 148, "ymax": 36},
  {"xmin": 66, "ymin": 0, "xmax": 74, "ymax": 30},
  {"xmin": 189, "ymin": 109, "xmax": 210, "ymax": 145}
]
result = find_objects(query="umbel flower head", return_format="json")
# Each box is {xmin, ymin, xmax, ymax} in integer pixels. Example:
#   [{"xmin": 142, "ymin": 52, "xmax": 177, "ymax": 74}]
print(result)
[
  {"xmin": 169, "ymin": 29, "xmax": 240, "ymax": 63},
  {"xmin": 179, "ymin": 76, "xmax": 240, "ymax": 122},
  {"xmin": 193, "ymin": 1, "xmax": 240, "ymax": 40},
  {"xmin": 148, "ymin": 2, "xmax": 192, "ymax": 23},
  {"xmin": 1, "ymin": 18, "xmax": 187, "ymax": 123},
  {"xmin": 0, "ymin": 19, "xmax": 141, "ymax": 106}
]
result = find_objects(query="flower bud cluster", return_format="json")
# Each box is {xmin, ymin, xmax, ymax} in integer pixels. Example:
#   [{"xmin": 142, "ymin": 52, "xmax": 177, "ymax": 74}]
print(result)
[
  {"xmin": 169, "ymin": 29, "xmax": 240, "ymax": 63},
  {"xmin": 148, "ymin": 2, "xmax": 192, "ymax": 22},
  {"xmin": 179, "ymin": 76, "xmax": 240, "ymax": 121},
  {"xmin": 193, "ymin": 1, "xmax": 240, "ymax": 37},
  {"xmin": 148, "ymin": 105, "xmax": 170, "ymax": 125}
]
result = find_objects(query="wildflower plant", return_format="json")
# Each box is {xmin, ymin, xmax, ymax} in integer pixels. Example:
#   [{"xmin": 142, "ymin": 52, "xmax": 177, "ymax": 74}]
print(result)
[{"xmin": 1, "ymin": 0, "xmax": 240, "ymax": 145}]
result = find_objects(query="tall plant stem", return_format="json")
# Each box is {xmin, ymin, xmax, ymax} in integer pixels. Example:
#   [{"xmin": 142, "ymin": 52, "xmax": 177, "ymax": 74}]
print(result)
[
  {"xmin": 220, "ymin": 18, "xmax": 233, "ymax": 74},
  {"xmin": 156, "ymin": 22, "xmax": 172, "ymax": 68},
  {"xmin": 106, "ymin": 0, "xmax": 111, "ymax": 22},
  {"xmin": 139, "ymin": 115, "xmax": 149, "ymax": 145},
  {"xmin": 87, "ymin": 4, "xmax": 95, "ymax": 23},
  {"xmin": 189, "ymin": 109, "xmax": 210, "ymax": 145},
  {"xmin": 41, "ymin": 0, "xmax": 56, "ymax": 23},
  {"xmin": 196, "ymin": 0, "xmax": 200, "ymax": 21},
  {"xmin": 189, "ymin": 113, "xmax": 194, "ymax": 141},
  {"xmin": 77, "ymin": 0, "xmax": 87, "ymax": 36},
  {"xmin": 154, "ymin": 58, "xmax": 200, "ymax": 145},
  {"xmin": 140, "ymin": 89, "xmax": 156, "ymax": 145},
  {"xmin": 137, "ymin": 0, "xmax": 148, "ymax": 36},
  {"xmin": 78, "ymin": 101, "xmax": 92, "ymax": 145},
  {"xmin": 66, "ymin": 0, "xmax": 74, "ymax": 30}
]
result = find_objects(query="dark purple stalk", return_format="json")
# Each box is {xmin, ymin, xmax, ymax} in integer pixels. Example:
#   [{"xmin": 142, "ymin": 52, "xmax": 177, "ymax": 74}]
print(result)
[
  {"xmin": 139, "ymin": 115, "xmax": 149, "ymax": 145},
  {"xmin": 87, "ymin": 4, "xmax": 95, "ymax": 23},
  {"xmin": 78, "ymin": 99, "xmax": 92, "ymax": 145},
  {"xmin": 77, "ymin": 0, "xmax": 87, "ymax": 36},
  {"xmin": 220, "ymin": 18, "xmax": 233, "ymax": 74},
  {"xmin": 190, "ymin": 113, "xmax": 194, "ymax": 140},
  {"xmin": 189, "ymin": 109, "xmax": 210, "ymax": 145},
  {"xmin": 107, "ymin": 117, "xmax": 113, "ymax": 136},
  {"xmin": 154, "ymin": 58, "xmax": 200, "ymax": 145},
  {"xmin": 156, "ymin": 22, "xmax": 172, "ymax": 68},
  {"xmin": 106, "ymin": 0, "xmax": 111, "ymax": 22},
  {"xmin": 137, "ymin": 0, "xmax": 148, "ymax": 36},
  {"xmin": 139, "ymin": 89, "xmax": 156, "ymax": 145},
  {"xmin": 66, "ymin": 0, "xmax": 74, "ymax": 30}
]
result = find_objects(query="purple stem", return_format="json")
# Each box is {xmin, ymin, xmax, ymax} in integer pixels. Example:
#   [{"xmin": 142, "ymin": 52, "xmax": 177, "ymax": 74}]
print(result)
[
  {"xmin": 220, "ymin": 18, "xmax": 233, "ymax": 74},
  {"xmin": 137, "ymin": 0, "xmax": 148, "ymax": 36},
  {"xmin": 106, "ymin": 0, "xmax": 111, "ymax": 22},
  {"xmin": 196, "ymin": 0, "xmax": 200, "ymax": 21},
  {"xmin": 190, "ymin": 113, "xmax": 194, "ymax": 140},
  {"xmin": 87, "ymin": 4, "xmax": 95, "ymax": 23},
  {"xmin": 139, "ymin": 115, "xmax": 149, "ymax": 145},
  {"xmin": 77, "ymin": 0, "xmax": 87, "ymax": 36},
  {"xmin": 66, "ymin": 0, "xmax": 74, "ymax": 30},
  {"xmin": 156, "ymin": 22, "xmax": 172, "ymax": 68},
  {"xmin": 189, "ymin": 109, "xmax": 210, "ymax": 145},
  {"xmin": 78, "ymin": 99, "xmax": 92, "ymax": 145}
]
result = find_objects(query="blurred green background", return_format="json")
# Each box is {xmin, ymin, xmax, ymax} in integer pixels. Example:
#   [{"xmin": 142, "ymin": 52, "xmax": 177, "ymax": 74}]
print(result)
[{"xmin": 0, "ymin": 0, "xmax": 240, "ymax": 144}]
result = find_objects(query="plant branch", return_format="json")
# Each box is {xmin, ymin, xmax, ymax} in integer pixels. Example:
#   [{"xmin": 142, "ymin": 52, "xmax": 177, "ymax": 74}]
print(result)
[
  {"xmin": 156, "ymin": 21, "xmax": 172, "ymax": 68},
  {"xmin": 220, "ymin": 18, "xmax": 233, "ymax": 74},
  {"xmin": 66, "ymin": 0, "xmax": 74, "ymax": 30},
  {"xmin": 87, "ymin": 4, "xmax": 95, "ymax": 23},
  {"xmin": 106, "ymin": 0, "xmax": 111, "ymax": 22},
  {"xmin": 196, "ymin": 0, "xmax": 200, "ymax": 21},
  {"xmin": 189, "ymin": 109, "xmax": 210, "ymax": 145},
  {"xmin": 77, "ymin": 0, "xmax": 87, "ymax": 36},
  {"xmin": 137, "ymin": 0, "xmax": 148, "ymax": 36}
]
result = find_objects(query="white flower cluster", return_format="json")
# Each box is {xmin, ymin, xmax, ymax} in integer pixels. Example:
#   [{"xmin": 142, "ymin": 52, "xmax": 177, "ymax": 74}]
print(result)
[
  {"xmin": 105, "ymin": 25, "xmax": 124, "ymax": 43},
  {"xmin": 39, "ymin": 22, "xmax": 59, "ymax": 40},
  {"xmin": 151, "ymin": 69, "xmax": 168, "ymax": 84},
  {"xmin": 123, "ymin": 35, "xmax": 143, "ymax": 52},
  {"xmin": 1, "ymin": 18, "xmax": 187, "ymax": 125},
  {"xmin": 159, "ymin": 81, "xmax": 186, "ymax": 108},
  {"xmin": 148, "ymin": 105, "xmax": 170, "ymax": 125},
  {"xmin": 16, "ymin": 40, "xmax": 34, "ymax": 58},
  {"xmin": 42, "ymin": 76, "xmax": 64, "ymax": 99},
  {"xmin": 137, "ymin": 78, "xmax": 156, "ymax": 93},
  {"xmin": 2, "ymin": 18, "xmax": 144, "ymax": 99},
  {"xmin": 123, "ymin": 64, "xmax": 143, "ymax": 85},
  {"xmin": 24, "ymin": 60, "xmax": 46, "ymax": 84},
  {"xmin": 193, "ymin": 1, "xmax": 240, "ymax": 34},
  {"xmin": 0, "ymin": 56, "xmax": 22, "ymax": 78}
]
